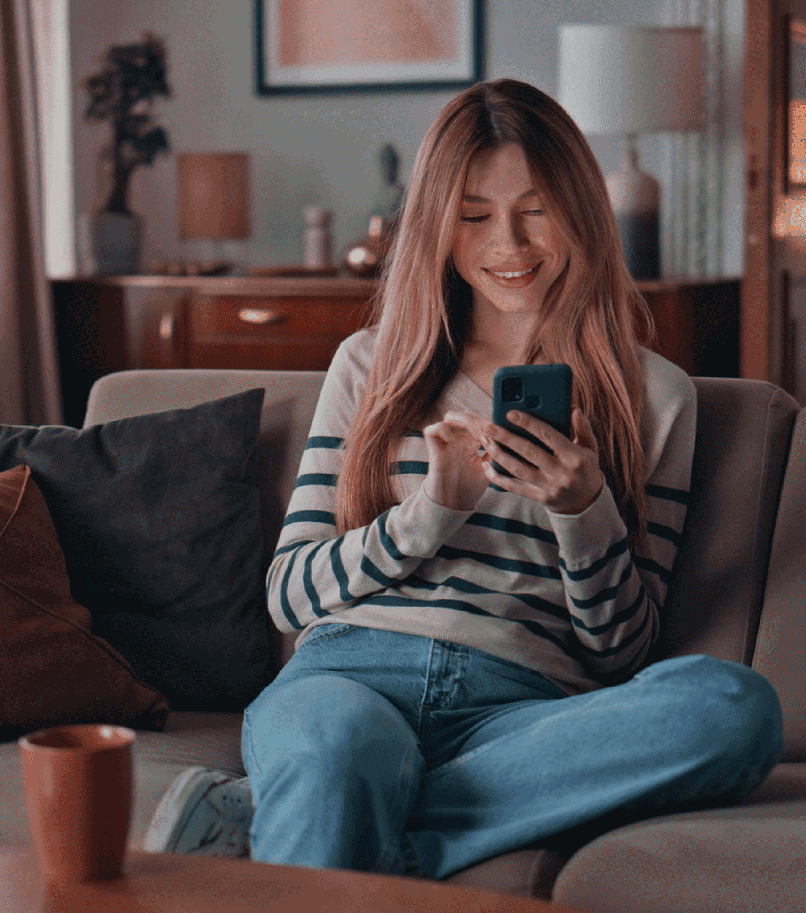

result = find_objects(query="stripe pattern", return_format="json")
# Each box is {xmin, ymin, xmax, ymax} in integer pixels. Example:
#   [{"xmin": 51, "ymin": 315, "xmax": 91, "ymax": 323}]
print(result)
[{"xmin": 266, "ymin": 331, "xmax": 697, "ymax": 696}]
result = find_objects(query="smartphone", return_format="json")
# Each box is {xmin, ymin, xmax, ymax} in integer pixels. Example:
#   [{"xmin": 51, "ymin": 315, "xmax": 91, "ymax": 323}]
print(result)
[{"xmin": 491, "ymin": 364, "xmax": 573, "ymax": 477}]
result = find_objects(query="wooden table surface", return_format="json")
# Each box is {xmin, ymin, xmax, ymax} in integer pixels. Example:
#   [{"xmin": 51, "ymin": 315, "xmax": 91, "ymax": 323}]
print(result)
[{"xmin": 0, "ymin": 846, "xmax": 584, "ymax": 913}]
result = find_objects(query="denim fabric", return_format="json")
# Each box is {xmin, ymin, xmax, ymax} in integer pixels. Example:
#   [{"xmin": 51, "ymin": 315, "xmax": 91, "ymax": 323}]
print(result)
[{"xmin": 241, "ymin": 625, "xmax": 783, "ymax": 880}]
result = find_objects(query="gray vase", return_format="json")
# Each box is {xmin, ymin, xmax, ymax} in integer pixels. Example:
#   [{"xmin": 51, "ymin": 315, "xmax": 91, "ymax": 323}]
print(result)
[{"xmin": 92, "ymin": 210, "xmax": 142, "ymax": 275}]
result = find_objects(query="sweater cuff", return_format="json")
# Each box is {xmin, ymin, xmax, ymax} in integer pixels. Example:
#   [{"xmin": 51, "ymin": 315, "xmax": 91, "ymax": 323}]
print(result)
[
  {"xmin": 390, "ymin": 486, "xmax": 474, "ymax": 558},
  {"xmin": 546, "ymin": 483, "xmax": 628, "ymax": 571}
]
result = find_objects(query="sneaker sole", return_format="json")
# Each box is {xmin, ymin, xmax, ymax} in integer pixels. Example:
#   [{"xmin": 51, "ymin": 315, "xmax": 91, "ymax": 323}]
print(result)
[{"xmin": 143, "ymin": 766, "xmax": 232, "ymax": 854}]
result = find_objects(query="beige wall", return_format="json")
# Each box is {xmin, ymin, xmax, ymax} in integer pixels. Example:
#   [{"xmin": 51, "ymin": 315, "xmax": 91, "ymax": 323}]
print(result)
[{"xmin": 69, "ymin": 0, "xmax": 742, "ymax": 274}]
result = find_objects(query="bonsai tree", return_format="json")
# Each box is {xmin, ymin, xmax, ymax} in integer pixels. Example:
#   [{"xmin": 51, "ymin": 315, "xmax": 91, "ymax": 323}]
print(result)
[{"xmin": 83, "ymin": 33, "xmax": 171, "ymax": 216}]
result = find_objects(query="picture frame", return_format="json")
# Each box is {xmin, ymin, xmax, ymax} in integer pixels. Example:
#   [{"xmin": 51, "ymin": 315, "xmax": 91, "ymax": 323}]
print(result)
[{"xmin": 256, "ymin": 0, "xmax": 485, "ymax": 95}]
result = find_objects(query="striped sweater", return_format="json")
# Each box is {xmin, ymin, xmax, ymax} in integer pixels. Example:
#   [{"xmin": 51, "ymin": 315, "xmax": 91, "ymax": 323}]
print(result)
[{"xmin": 267, "ymin": 328, "xmax": 697, "ymax": 695}]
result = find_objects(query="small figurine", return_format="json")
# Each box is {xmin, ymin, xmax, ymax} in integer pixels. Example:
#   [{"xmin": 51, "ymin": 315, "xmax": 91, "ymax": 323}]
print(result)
[{"xmin": 344, "ymin": 143, "xmax": 405, "ymax": 277}]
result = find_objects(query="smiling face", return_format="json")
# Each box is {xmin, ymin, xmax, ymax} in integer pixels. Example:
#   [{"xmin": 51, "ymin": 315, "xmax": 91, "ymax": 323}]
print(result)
[{"xmin": 451, "ymin": 142, "xmax": 570, "ymax": 321}]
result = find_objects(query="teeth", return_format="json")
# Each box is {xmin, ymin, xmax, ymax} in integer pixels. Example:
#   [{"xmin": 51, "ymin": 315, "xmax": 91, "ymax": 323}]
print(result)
[{"xmin": 490, "ymin": 267, "xmax": 535, "ymax": 279}]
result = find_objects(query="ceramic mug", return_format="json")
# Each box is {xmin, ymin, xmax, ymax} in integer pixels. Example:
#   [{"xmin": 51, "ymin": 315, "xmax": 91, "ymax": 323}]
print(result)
[{"xmin": 18, "ymin": 724, "xmax": 135, "ymax": 881}]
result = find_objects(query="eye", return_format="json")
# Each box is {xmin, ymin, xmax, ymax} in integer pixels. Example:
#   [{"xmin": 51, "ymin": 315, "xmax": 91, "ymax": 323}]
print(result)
[
  {"xmin": 459, "ymin": 214, "xmax": 487, "ymax": 223},
  {"xmin": 523, "ymin": 209, "xmax": 544, "ymax": 217}
]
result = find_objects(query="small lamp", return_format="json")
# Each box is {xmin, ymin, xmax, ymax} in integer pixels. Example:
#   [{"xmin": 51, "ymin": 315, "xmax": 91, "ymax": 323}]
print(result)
[
  {"xmin": 176, "ymin": 152, "xmax": 250, "ymax": 274},
  {"xmin": 558, "ymin": 25, "xmax": 705, "ymax": 279}
]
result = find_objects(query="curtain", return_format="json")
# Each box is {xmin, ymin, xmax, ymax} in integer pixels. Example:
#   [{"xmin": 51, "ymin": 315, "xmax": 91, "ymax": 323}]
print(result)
[
  {"xmin": 0, "ymin": 0, "xmax": 62, "ymax": 424},
  {"xmin": 663, "ymin": 0, "xmax": 727, "ymax": 277}
]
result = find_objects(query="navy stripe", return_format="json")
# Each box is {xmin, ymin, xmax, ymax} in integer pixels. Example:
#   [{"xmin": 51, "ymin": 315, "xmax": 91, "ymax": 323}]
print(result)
[
  {"xmin": 283, "ymin": 509, "xmax": 335, "ymax": 527},
  {"xmin": 306, "ymin": 436, "xmax": 343, "ymax": 450},
  {"xmin": 466, "ymin": 512, "xmax": 558, "ymax": 546},
  {"xmin": 647, "ymin": 520, "xmax": 682, "ymax": 547},
  {"xmin": 278, "ymin": 549, "xmax": 304, "ymax": 630},
  {"xmin": 572, "ymin": 584, "xmax": 645, "ymax": 636},
  {"xmin": 330, "ymin": 537, "xmax": 353, "ymax": 603},
  {"xmin": 377, "ymin": 509, "xmax": 410, "ymax": 561},
  {"xmin": 647, "ymin": 483, "xmax": 689, "ymax": 505},
  {"xmin": 577, "ymin": 588, "xmax": 650, "ymax": 657},
  {"xmin": 570, "ymin": 562, "xmax": 633, "ymax": 610},
  {"xmin": 560, "ymin": 537, "xmax": 630, "ymax": 581},
  {"xmin": 635, "ymin": 555, "xmax": 671, "ymax": 586},
  {"xmin": 362, "ymin": 594, "xmax": 572, "ymax": 652},
  {"xmin": 274, "ymin": 539, "xmax": 315, "ymax": 557},
  {"xmin": 436, "ymin": 544, "xmax": 563, "ymax": 580},
  {"xmin": 391, "ymin": 460, "xmax": 428, "ymax": 475},
  {"xmin": 302, "ymin": 541, "xmax": 330, "ymax": 619},
  {"xmin": 296, "ymin": 473, "xmax": 337, "ymax": 488},
  {"xmin": 360, "ymin": 555, "xmax": 400, "ymax": 587}
]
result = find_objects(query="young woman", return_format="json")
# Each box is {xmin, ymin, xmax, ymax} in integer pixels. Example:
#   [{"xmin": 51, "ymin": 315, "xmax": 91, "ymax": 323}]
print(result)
[{"xmin": 144, "ymin": 79, "xmax": 782, "ymax": 878}]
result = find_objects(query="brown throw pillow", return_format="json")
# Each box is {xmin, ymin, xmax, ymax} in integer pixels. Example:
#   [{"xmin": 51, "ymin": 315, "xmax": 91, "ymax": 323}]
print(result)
[{"xmin": 0, "ymin": 464, "xmax": 169, "ymax": 738}]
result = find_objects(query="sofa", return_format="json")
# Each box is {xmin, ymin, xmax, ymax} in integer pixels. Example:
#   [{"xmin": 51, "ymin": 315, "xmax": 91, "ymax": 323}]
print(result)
[{"xmin": 0, "ymin": 366, "xmax": 804, "ymax": 912}]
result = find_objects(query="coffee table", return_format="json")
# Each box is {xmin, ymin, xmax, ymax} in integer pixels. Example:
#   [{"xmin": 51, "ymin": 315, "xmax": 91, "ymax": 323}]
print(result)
[{"xmin": 0, "ymin": 845, "xmax": 584, "ymax": 913}]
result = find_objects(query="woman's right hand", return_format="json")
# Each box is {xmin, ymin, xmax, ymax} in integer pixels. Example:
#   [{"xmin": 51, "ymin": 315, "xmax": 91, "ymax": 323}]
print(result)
[{"xmin": 422, "ymin": 410, "xmax": 491, "ymax": 511}]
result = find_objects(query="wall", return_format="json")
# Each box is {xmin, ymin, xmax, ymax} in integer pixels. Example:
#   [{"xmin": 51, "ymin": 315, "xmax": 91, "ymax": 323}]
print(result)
[{"xmin": 68, "ymin": 0, "xmax": 741, "ymax": 274}]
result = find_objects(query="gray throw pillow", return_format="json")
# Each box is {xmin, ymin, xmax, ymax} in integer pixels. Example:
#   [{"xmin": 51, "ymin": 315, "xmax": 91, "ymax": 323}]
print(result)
[{"xmin": 0, "ymin": 388, "xmax": 272, "ymax": 711}]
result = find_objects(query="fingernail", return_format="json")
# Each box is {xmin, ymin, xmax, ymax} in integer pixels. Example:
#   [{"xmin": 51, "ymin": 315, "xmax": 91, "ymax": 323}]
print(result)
[{"xmin": 508, "ymin": 411, "xmax": 521, "ymax": 423}]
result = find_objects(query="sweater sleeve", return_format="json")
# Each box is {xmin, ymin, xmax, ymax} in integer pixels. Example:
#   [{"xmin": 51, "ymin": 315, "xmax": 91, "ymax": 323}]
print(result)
[
  {"xmin": 266, "ymin": 332, "xmax": 474, "ymax": 633},
  {"xmin": 545, "ymin": 359, "xmax": 697, "ymax": 683}
]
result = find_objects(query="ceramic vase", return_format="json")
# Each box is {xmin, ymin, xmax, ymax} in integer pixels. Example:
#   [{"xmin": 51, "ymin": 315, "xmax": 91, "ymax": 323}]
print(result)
[{"xmin": 91, "ymin": 210, "xmax": 142, "ymax": 275}]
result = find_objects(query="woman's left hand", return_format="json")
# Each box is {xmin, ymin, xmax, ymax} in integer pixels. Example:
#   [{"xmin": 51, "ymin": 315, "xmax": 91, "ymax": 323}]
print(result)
[{"xmin": 478, "ymin": 407, "xmax": 605, "ymax": 515}]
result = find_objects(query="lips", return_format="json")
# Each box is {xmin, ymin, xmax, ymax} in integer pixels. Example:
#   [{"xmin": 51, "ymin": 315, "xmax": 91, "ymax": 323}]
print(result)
[{"xmin": 483, "ymin": 262, "xmax": 541, "ymax": 287}]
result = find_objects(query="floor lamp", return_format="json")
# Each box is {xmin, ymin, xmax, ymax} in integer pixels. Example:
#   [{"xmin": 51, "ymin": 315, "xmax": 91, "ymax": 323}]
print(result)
[{"xmin": 558, "ymin": 25, "xmax": 705, "ymax": 280}]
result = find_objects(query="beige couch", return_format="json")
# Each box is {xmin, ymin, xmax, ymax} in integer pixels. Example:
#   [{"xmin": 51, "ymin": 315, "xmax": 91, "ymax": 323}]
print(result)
[{"xmin": 1, "ymin": 367, "xmax": 805, "ymax": 911}]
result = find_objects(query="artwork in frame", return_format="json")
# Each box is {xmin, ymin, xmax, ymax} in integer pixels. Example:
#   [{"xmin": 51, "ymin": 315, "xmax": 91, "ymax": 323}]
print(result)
[{"xmin": 256, "ymin": 0, "xmax": 485, "ymax": 95}]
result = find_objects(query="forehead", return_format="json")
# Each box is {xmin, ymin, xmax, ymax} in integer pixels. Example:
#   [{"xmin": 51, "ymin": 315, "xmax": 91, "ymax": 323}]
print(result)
[{"xmin": 462, "ymin": 143, "xmax": 539, "ymax": 198}]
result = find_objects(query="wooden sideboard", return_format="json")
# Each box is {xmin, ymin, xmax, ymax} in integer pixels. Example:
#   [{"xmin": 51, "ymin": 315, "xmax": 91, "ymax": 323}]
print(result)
[{"xmin": 51, "ymin": 275, "xmax": 739, "ymax": 428}]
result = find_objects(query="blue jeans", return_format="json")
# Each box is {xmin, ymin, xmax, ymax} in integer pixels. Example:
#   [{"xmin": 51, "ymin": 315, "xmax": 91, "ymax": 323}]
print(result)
[{"xmin": 241, "ymin": 625, "xmax": 782, "ymax": 880}]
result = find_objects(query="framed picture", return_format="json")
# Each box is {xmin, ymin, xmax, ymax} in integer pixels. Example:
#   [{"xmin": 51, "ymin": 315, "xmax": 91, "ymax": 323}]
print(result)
[{"xmin": 256, "ymin": 0, "xmax": 485, "ymax": 95}]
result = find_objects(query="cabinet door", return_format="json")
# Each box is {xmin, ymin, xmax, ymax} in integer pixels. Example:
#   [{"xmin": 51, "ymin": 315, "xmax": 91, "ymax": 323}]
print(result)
[
  {"xmin": 187, "ymin": 293, "xmax": 372, "ymax": 370},
  {"xmin": 123, "ymin": 287, "xmax": 188, "ymax": 369}
]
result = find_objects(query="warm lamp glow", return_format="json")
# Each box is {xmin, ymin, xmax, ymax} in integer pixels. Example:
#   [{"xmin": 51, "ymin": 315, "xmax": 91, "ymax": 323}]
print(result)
[{"xmin": 177, "ymin": 153, "xmax": 251, "ymax": 241}]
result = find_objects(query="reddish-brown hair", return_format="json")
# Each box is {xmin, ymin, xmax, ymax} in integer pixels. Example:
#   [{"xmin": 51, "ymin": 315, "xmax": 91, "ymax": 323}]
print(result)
[{"xmin": 334, "ymin": 79, "xmax": 655, "ymax": 545}]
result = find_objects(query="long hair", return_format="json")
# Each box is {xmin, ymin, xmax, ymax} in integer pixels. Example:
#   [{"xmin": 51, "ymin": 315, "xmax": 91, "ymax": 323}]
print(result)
[{"xmin": 334, "ymin": 79, "xmax": 655, "ymax": 547}]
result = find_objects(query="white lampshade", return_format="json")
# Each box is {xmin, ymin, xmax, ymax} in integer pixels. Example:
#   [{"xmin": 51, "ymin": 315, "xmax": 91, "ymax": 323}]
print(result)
[{"xmin": 558, "ymin": 25, "xmax": 706, "ymax": 136}]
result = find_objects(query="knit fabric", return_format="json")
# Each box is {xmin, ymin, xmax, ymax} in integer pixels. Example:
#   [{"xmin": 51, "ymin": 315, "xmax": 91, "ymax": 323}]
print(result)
[{"xmin": 266, "ymin": 328, "xmax": 696, "ymax": 695}]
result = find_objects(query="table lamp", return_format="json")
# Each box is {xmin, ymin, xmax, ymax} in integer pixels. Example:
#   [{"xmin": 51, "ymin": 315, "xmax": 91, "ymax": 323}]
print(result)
[
  {"xmin": 558, "ymin": 25, "xmax": 705, "ymax": 279},
  {"xmin": 176, "ymin": 152, "xmax": 250, "ymax": 275}
]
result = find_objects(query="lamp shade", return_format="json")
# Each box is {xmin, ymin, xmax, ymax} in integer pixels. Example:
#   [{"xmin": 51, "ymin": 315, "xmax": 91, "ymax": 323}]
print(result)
[
  {"xmin": 558, "ymin": 25, "xmax": 705, "ymax": 135},
  {"xmin": 177, "ymin": 153, "xmax": 251, "ymax": 240}
]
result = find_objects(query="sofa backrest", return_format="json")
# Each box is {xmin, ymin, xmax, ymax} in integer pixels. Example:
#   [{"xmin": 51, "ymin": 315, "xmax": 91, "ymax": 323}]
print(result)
[
  {"xmin": 85, "ymin": 370, "xmax": 803, "ymax": 716},
  {"xmin": 658, "ymin": 378, "xmax": 800, "ymax": 666},
  {"xmin": 753, "ymin": 408, "xmax": 806, "ymax": 761}
]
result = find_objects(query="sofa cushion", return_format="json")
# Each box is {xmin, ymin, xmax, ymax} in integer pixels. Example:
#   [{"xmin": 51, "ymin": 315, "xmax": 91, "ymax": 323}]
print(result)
[
  {"xmin": 551, "ymin": 797, "xmax": 806, "ymax": 913},
  {"xmin": 0, "ymin": 464, "xmax": 169, "ymax": 739},
  {"xmin": 0, "ymin": 389, "xmax": 273, "ymax": 711}
]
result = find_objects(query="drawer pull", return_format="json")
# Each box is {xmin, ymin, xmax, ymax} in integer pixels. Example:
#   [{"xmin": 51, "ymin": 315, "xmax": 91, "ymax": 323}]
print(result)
[
  {"xmin": 159, "ymin": 313, "xmax": 174, "ymax": 339},
  {"xmin": 238, "ymin": 307, "xmax": 284, "ymax": 325}
]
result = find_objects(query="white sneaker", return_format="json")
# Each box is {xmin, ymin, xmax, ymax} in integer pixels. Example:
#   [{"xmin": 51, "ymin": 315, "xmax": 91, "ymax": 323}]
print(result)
[{"xmin": 143, "ymin": 766, "xmax": 252, "ymax": 857}]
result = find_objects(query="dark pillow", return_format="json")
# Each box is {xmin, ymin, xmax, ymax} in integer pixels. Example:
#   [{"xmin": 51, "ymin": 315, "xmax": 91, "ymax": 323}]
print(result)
[
  {"xmin": 0, "ymin": 464, "xmax": 170, "ymax": 737},
  {"xmin": 0, "ymin": 388, "xmax": 272, "ymax": 711}
]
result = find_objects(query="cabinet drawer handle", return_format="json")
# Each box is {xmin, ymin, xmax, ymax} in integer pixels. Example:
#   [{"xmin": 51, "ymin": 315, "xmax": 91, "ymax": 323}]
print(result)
[
  {"xmin": 159, "ymin": 313, "xmax": 174, "ymax": 339},
  {"xmin": 238, "ymin": 307, "xmax": 285, "ymax": 325}
]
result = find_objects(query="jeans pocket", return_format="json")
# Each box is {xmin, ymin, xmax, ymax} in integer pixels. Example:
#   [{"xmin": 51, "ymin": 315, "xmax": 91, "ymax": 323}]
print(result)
[{"xmin": 298, "ymin": 622, "xmax": 356, "ymax": 648}]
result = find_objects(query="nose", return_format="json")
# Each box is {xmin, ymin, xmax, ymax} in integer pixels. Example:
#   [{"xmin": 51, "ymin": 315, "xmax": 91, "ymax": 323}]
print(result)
[{"xmin": 490, "ymin": 211, "xmax": 529, "ymax": 254}]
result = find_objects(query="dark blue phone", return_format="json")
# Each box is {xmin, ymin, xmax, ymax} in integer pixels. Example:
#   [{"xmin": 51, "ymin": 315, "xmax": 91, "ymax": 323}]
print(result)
[{"xmin": 491, "ymin": 364, "xmax": 573, "ymax": 477}]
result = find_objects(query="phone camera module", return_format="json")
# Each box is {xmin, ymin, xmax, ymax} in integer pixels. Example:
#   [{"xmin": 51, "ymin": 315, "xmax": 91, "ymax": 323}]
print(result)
[{"xmin": 501, "ymin": 378, "xmax": 523, "ymax": 403}]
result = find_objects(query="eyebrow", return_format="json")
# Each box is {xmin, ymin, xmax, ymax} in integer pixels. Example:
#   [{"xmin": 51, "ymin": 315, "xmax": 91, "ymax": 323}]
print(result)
[{"xmin": 461, "ymin": 189, "xmax": 541, "ymax": 203}]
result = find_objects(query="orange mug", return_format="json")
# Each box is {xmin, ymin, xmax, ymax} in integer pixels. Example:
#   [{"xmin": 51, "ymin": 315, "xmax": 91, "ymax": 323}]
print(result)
[{"xmin": 18, "ymin": 724, "xmax": 135, "ymax": 881}]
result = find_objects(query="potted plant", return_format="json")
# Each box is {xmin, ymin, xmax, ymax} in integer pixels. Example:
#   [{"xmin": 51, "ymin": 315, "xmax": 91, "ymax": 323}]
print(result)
[{"xmin": 83, "ymin": 33, "xmax": 171, "ymax": 274}]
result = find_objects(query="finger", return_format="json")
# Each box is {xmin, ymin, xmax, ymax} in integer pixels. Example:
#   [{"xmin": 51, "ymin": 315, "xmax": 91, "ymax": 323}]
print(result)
[
  {"xmin": 501, "ymin": 411, "xmax": 564, "ymax": 460},
  {"xmin": 443, "ymin": 410, "xmax": 488, "ymax": 441}
]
